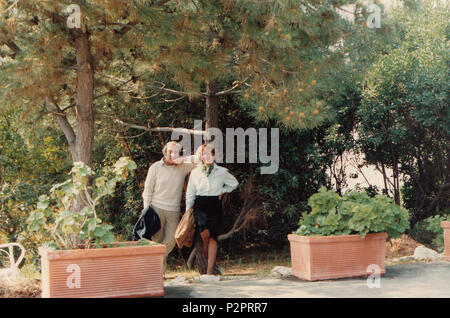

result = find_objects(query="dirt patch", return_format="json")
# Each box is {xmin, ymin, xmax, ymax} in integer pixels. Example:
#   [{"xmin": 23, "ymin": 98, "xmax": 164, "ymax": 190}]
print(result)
[
  {"xmin": 385, "ymin": 234, "xmax": 421, "ymax": 259},
  {"xmin": 0, "ymin": 277, "xmax": 41, "ymax": 298}
]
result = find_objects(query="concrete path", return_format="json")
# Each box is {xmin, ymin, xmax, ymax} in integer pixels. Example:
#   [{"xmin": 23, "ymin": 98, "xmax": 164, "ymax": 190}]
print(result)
[{"xmin": 164, "ymin": 261, "xmax": 450, "ymax": 298}]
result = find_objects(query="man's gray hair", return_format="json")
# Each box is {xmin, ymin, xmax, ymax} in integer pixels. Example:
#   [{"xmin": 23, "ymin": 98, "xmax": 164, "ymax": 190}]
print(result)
[{"xmin": 162, "ymin": 141, "xmax": 181, "ymax": 157}]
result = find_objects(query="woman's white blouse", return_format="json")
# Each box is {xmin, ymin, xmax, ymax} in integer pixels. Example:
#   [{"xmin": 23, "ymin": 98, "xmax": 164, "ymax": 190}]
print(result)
[{"xmin": 185, "ymin": 163, "xmax": 239, "ymax": 211}]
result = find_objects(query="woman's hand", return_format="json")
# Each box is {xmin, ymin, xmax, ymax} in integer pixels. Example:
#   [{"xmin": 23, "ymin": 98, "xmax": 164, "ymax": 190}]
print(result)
[{"xmin": 172, "ymin": 156, "xmax": 185, "ymax": 166}]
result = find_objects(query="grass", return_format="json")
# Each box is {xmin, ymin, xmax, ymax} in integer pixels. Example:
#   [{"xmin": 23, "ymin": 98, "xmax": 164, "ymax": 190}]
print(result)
[
  {"xmin": 165, "ymin": 235, "xmax": 428, "ymax": 279},
  {"xmin": 165, "ymin": 246, "xmax": 292, "ymax": 279}
]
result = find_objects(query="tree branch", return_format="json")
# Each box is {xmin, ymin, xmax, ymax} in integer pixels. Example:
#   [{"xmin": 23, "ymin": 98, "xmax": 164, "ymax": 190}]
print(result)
[
  {"xmin": 215, "ymin": 77, "xmax": 251, "ymax": 96},
  {"xmin": 4, "ymin": 40, "xmax": 21, "ymax": 55},
  {"xmin": 155, "ymin": 85, "xmax": 193, "ymax": 97},
  {"xmin": 103, "ymin": 115, "xmax": 206, "ymax": 136},
  {"xmin": 45, "ymin": 97, "xmax": 77, "ymax": 156},
  {"xmin": 117, "ymin": 21, "xmax": 138, "ymax": 36}
]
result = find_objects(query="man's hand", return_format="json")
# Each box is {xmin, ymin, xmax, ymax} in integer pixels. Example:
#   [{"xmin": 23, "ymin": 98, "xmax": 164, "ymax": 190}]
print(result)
[{"xmin": 219, "ymin": 192, "xmax": 223, "ymax": 200}]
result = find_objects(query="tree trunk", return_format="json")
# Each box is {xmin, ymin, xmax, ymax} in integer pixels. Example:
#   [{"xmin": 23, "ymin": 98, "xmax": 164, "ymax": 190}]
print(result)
[
  {"xmin": 0, "ymin": 149, "xmax": 2, "ymax": 186},
  {"xmin": 205, "ymin": 80, "xmax": 219, "ymax": 130},
  {"xmin": 391, "ymin": 150, "xmax": 401, "ymax": 205},
  {"xmin": 71, "ymin": 33, "xmax": 95, "ymax": 214},
  {"xmin": 187, "ymin": 231, "xmax": 208, "ymax": 274},
  {"xmin": 189, "ymin": 79, "xmax": 219, "ymax": 274},
  {"xmin": 381, "ymin": 161, "xmax": 389, "ymax": 195}
]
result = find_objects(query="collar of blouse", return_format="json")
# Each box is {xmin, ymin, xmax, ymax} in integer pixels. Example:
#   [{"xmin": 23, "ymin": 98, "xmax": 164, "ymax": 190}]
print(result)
[{"xmin": 201, "ymin": 163, "xmax": 216, "ymax": 177}]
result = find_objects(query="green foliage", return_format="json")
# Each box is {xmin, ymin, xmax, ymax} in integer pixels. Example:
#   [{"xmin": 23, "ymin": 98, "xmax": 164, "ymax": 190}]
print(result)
[
  {"xmin": 357, "ymin": 0, "xmax": 449, "ymax": 224},
  {"xmin": 26, "ymin": 157, "xmax": 137, "ymax": 250},
  {"xmin": 422, "ymin": 214, "xmax": 450, "ymax": 253},
  {"xmin": 1, "ymin": 0, "xmax": 447, "ymax": 256},
  {"xmin": 0, "ymin": 112, "xmax": 70, "ymax": 184},
  {"xmin": 138, "ymin": 0, "xmax": 354, "ymax": 130},
  {"xmin": 0, "ymin": 182, "xmax": 49, "ymax": 265},
  {"xmin": 0, "ymin": 183, "xmax": 38, "ymax": 241},
  {"xmin": 296, "ymin": 187, "xmax": 410, "ymax": 240},
  {"xmin": 137, "ymin": 238, "xmax": 159, "ymax": 247}
]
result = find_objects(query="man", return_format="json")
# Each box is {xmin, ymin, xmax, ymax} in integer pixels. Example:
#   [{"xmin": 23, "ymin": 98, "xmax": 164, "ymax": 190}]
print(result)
[{"xmin": 142, "ymin": 141, "xmax": 199, "ymax": 260}]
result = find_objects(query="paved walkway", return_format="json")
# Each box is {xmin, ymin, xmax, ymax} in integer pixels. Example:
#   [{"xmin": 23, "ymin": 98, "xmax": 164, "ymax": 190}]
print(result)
[{"xmin": 164, "ymin": 261, "xmax": 450, "ymax": 298}]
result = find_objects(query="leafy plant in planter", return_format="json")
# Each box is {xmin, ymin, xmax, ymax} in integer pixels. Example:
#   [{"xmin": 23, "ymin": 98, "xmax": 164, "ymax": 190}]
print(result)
[
  {"xmin": 27, "ymin": 157, "xmax": 138, "ymax": 249},
  {"xmin": 288, "ymin": 187, "xmax": 411, "ymax": 280},
  {"xmin": 295, "ymin": 187, "xmax": 410, "ymax": 239},
  {"xmin": 26, "ymin": 157, "xmax": 166, "ymax": 298}
]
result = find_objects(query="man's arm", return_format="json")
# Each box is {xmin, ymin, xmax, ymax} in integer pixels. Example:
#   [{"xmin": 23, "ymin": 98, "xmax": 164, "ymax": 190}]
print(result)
[
  {"xmin": 142, "ymin": 164, "xmax": 156, "ymax": 209},
  {"xmin": 173, "ymin": 153, "xmax": 200, "ymax": 174}
]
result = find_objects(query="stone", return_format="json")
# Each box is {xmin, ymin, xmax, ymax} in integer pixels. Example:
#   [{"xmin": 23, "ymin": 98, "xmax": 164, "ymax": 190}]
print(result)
[
  {"xmin": 164, "ymin": 275, "xmax": 190, "ymax": 286},
  {"xmin": 197, "ymin": 274, "xmax": 221, "ymax": 283},
  {"xmin": 413, "ymin": 246, "xmax": 441, "ymax": 260},
  {"xmin": 270, "ymin": 266, "xmax": 292, "ymax": 277},
  {"xmin": 399, "ymin": 256, "xmax": 415, "ymax": 262}
]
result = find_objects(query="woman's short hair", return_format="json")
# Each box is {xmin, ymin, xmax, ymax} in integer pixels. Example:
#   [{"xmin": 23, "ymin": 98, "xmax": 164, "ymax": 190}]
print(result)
[{"xmin": 200, "ymin": 143, "xmax": 215, "ymax": 156}]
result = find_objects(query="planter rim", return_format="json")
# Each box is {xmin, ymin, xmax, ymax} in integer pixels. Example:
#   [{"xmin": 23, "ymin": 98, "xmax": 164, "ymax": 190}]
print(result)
[
  {"xmin": 441, "ymin": 221, "xmax": 450, "ymax": 229},
  {"xmin": 288, "ymin": 232, "xmax": 387, "ymax": 243},
  {"xmin": 39, "ymin": 241, "xmax": 166, "ymax": 260}
]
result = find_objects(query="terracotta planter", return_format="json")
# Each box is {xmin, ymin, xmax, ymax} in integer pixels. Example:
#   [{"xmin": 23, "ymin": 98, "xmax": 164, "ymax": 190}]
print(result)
[
  {"xmin": 288, "ymin": 232, "xmax": 387, "ymax": 281},
  {"xmin": 39, "ymin": 242, "xmax": 166, "ymax": 298},
  {"xmin": 442, "ymin": 221, "xmax": 450, "ymax": 261}
]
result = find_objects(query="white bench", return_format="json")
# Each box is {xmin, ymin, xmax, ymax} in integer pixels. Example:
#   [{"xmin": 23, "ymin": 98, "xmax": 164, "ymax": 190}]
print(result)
[{"xmin": 0, "ymin": 243, "xmax": 25, "ymax": 278}]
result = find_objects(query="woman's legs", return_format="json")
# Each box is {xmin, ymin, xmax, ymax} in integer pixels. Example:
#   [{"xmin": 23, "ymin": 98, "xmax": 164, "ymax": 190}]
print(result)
[
  {"xmin": 207, "ymin": 238, "xmax": 217, "ymax": 275},
  {"xmin": 200, "ymin": 229, "xmax": 218, "ymax": 275},
  {"xmin": 200, "ymin": 229, "xmax": 210, "ymax": 257}
]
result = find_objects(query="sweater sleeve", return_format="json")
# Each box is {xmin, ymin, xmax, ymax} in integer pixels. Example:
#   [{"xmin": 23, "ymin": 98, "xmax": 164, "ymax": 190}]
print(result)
[
  {"xmin": 182, "ymin": 154, "xmax": 200, "ymax": 175},
  {"xmin": 142, "ymin": 164, "xmax": 156, "ymax": 209},
  {"xmin": 222, "ymin": 170, "xmax": 239, "ymax": 194},
  {"xmin": 185, "ymin": 172, "xmax": 197, "ymax": 212}
]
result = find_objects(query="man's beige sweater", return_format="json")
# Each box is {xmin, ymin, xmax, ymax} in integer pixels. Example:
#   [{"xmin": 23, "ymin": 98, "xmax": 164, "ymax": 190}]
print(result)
[{"xmin": 142, "ymin": 158, "xmax": 197, "ymax": 212}]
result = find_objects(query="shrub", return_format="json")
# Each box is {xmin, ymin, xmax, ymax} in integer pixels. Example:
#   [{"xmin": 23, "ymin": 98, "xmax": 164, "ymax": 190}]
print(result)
[
  {"xmin": 295, "ymin": 187, "xmax": 410, "ymax": 240},
  {"xmin": 422, "ymin": 214, "xmax": 450, "ymax": 252}
]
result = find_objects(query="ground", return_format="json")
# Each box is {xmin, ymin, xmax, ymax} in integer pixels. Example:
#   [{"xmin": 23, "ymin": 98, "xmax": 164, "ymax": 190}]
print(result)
[
  {"xmin": 164, "ymin": 262, "xmax": 450, "ymax": 298},
  {"xmin": 164, "ymin": 234, "xmax": 423, "ymax": 279},
  {"xmin": 0, "ymin": 235, "xmax": 445, "ymax": 298}
]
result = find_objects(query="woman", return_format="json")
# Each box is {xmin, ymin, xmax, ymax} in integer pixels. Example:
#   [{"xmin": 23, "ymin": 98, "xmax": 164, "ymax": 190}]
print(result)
[{"xmin": 185, "ymin": 143, "xmax": 239, "ymax": 275}]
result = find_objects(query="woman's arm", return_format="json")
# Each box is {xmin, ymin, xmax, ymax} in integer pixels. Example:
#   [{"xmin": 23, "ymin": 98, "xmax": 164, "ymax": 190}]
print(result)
[
  {"xmin": 185, "ymin": 172, "xmax": 197, "ymax": 212},
  {"xmin": 222, "ymin": 170, "xmax": 239, "ymax": 194}
]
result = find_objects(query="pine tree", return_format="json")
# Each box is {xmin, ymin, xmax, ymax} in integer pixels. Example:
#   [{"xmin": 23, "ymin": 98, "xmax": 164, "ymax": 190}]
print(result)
[
  {"xmin": 1, "ymin": 0, "xmax": 355, "ymax": 272},
  {"xmin": 132, "ymin": 0, "xmax": 355, "ymax": 273},
  {"xmin": 0, "ymin": 0, "xmax": 170, "ymax": 212},
  {"xmin": 136, "ymin": 0, "xmax": 353, "ymax": 130}
]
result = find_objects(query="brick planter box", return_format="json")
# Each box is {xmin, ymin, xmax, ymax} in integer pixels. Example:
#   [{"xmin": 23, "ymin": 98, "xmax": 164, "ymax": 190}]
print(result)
[
  {"xmin": 39, "ymin": 242, "xmax": 166, "ymax": 298},
  {"xmin": 288, "ymin": 232, "xmax": 387, "ymax": 281},
  {"xmin": 442, "ymin": 221, "xmax": 450, "ymax": 261}
]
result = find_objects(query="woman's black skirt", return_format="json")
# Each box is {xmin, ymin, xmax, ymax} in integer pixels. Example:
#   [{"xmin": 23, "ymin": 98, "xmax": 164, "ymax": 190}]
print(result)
[{"xmin": 193, "ymin": 195, "xmax": 222, "ymax": 240}]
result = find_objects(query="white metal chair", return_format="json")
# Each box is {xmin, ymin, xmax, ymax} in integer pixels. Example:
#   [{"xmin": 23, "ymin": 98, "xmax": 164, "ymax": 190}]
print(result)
[{"xmin": 0, "ymin": 243, "xmax": 25, "ymax": 278}]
